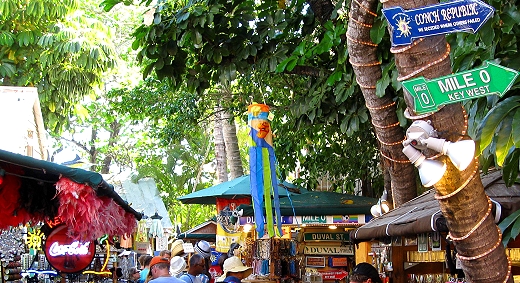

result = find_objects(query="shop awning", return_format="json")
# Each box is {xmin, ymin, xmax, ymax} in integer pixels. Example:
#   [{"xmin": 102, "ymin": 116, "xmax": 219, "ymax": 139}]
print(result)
[
  {"xmin": 177, "ymin": 233, "xmax": 216, "ymax": 241},
  {"xmin": 0, "ymin": 149, "xmax": 141, "ymax": 238},
  {"xmin": 350, "ymin": 170, "xmax": 520, "ymax": 242},
  {"xmin": 178, "ymin": 175, "xmax": 307, "ymax": 205},
  {"xmin": 237, "ymin": 191, "xmax": 378, "ymax": 216}
]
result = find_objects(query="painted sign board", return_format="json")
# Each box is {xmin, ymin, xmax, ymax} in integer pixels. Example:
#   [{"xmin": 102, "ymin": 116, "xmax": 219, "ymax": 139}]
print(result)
[
  {"xmin": 304, "ymin": 232, "xmax": 349, "ymax": 242},
  {"xmin": 44, "ymin": 225, "xmax": 95, "ymax": 273},
  {"xmin": 304, "ymin": 245, "xmax": 354, "ymax": 255},
  {"xmin": 383, "ymin": 0, "xmax": 494, "ymax": 46},
  {"xmin": 402, "ymin": 61, "xmax": 520, "ymax": 114},
  {"xmin": 330, "ymin": 257, "xmax": 349, "ymax": 267},
  {"xmin": 319, "ymin": 270, "xmax": 349, "ymax": 280},
  {"xmin": 239, "ymin": 214, "xmax": 368, "ymax": 225},
  {"xmin": 305, "ymin": 256, "xmax": 326, "ymax": 267}
]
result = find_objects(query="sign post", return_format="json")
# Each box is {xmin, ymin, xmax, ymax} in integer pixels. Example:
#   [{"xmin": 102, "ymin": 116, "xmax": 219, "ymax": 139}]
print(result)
[
  {"xmin": 383, "ymin": 0, "xmax": 494, "ymax": 46},
  {"xmin": 318, "ymin": 270, "xmax": 349, "ymax": 280},
  {"xmin": 401, "ymin": 61, "xmax": 519, "ymax": 114}
]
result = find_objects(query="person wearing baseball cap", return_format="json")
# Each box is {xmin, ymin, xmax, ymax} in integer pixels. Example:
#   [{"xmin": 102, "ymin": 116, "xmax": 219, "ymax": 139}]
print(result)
[
  {"xmin": 149, "ymin": 256, "xmax": 185, "ymax": 283},
  {"xmin": 349, "ymin": 263, "xmax": 382, "ymax": 283}
]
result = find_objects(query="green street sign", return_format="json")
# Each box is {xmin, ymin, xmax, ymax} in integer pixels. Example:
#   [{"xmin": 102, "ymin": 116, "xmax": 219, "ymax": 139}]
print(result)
[
  {"xmin": 303, "ymin": 232, "xmax": 350, "ymax": 242},
  {"xmin": 402, "ymin": 61, "xmax": 519, "ymax": 114}
]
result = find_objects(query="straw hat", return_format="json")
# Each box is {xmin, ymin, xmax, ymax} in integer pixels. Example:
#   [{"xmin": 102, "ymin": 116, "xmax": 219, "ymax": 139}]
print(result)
[
  {"xmin": 170, "ymin": 256, "xmax": 186, "ymax": 276},
  {"xmin": 194, "ymin": 240, "xmax": 211, "ymax": 259},
  {"xmin": 217, "ymin": 257, "xmax": 252, "ymax": 281},
  {"xmin": 171, "ymin": 239, "xmax": 185, "ymax": 256}
]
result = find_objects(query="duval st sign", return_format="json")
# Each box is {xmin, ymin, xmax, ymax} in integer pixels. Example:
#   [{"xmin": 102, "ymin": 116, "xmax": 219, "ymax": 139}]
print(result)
[
  {"xmin": 304, "ymin": 245, "xmax": 354, "ymax": 255},
  {"xmin": 304, "ymin": 232, "xmax": 349, "ymax": 242},
  {"xmin": 383, "ymin": 0, "xmax": 494, "ymax": 46},
  {"xmin": 402, "ymin": 61, "xmax": 519, "ymax": 114}
]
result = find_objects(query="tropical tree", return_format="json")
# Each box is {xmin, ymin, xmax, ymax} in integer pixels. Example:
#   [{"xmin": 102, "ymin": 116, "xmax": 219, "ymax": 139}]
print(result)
[
  {"xmin": 0, "ymin": 0, "xmax": 117, "ymax": 133},
  {"xmin": 101, "ymin": 0, "xmax": 520, "ymax": 281},
  {"xmin": 347, "ymin": 0, "xmax": 519, "ymax": 280},
  {"xmin": 100, "ymin": 0, "xmax": 387, "ymax": 195}
]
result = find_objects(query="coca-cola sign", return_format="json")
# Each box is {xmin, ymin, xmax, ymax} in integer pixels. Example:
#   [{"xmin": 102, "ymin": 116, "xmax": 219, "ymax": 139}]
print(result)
[{"xmin": 44, "ymin": 225, "xmax": 95, "ymax": 273}]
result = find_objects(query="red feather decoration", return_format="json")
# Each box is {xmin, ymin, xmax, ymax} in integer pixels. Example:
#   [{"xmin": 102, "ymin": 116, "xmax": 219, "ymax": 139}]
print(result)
[{"xmin": 55, "ymin": 178, "xmax": 137, "ymax": 240}]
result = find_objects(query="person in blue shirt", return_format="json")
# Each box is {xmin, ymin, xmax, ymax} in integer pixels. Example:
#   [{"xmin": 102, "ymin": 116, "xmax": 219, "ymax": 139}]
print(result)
[
  {"xmin": 148, "ymin": 256, "xmax": 185, "ymax": 283},
  {"xmin": 180, "ymin": 254, "xmax": 205, "ymax": 283},
  {"xmin": 217, "ymin": 257, "xmax": 252, "ymax": 283},
  {"xmin": 139, "ymin": 255, "xmax": 154, "ymax": 283}
]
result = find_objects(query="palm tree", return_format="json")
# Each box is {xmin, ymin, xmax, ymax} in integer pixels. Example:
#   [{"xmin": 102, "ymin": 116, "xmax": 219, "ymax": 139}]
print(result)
[{"xmin": 346, "ymin": 0, "xmax": 511, "ymax": 280}]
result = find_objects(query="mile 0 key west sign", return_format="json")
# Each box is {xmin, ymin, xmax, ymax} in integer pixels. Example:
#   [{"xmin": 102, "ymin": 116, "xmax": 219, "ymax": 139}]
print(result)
[
  {"xmin": 402, "ymin": 61, "xmax": 519, "ymax": 115},
  {"xmin": 383, "ymin": 0, "xmax": 494, "ymax": 46}
]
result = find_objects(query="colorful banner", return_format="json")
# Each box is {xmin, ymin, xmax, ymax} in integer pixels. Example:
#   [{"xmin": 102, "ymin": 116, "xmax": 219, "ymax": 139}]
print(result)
[
  {"xmin": 248, "ymin": 103, "xmax": 282, "ymax": 237},
  {"xmin": 215, "ymin": 197, "xmax": 250, "ymax": 252}
]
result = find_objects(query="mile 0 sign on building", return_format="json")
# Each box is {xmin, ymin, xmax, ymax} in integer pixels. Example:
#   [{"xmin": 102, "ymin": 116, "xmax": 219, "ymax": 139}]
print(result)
[{"xmin": 44, "ymin": 225, "xmax": 96, "ymax": 273}]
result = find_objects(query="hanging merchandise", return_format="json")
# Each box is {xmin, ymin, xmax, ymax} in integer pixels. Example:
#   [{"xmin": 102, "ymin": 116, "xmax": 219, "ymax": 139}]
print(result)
[
  {"xmin": 247, "ymin": 103, "xmax": 282, "ymax": 238},
  {"xmin": 148, "ymin": 212, "xmax": 164, "ymax": 238},
  {"xmin": 0, "ymin": 228, "xmax": 25, "ymax": 262},
  {"xmin": 135, "ymin": 219, "xmax": 148, "ymax": 242},
  {"xmin": 55, "ymin": 177, "xmax": 137, "ymax": 240}
]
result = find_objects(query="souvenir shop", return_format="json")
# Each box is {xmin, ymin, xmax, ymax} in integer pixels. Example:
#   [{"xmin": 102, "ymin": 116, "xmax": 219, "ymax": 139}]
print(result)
[
  {"xmin": 0, "ymin": 149, "xmax": 141, "ymax": 283},
  {"xmin": 234, "ymin": 191, "xmax": 377, "ymax": 283},
  {"xmin": 349, "ymin": 171, "xmax": 520, "ymax": 283}
]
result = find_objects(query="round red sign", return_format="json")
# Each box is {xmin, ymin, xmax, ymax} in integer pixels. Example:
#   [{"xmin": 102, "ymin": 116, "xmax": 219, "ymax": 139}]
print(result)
[{"xmin": 44, "ymin": 225, "xmax": 95, "ymax": 273}]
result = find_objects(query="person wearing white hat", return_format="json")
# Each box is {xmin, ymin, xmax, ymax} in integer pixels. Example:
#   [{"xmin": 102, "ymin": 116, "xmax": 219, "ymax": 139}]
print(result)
[
  {"xmin": 193, "ymin": 241, "xmax": 211, "ymax": 283},
  {"xmin": 217, "ymin": 257, "xmax": 252, "ymax": 283},
  {"xmin": 194, "ymin": 240, "xmax": 212, "ymax": 259},
  {"xmin": 170, "ymin": 256, "xmax": 187, "ymax": 278}
]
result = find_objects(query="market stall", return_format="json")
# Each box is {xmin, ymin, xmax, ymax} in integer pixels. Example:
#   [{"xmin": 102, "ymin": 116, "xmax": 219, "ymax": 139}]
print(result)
[
  {"xmin": 349, "ymin": 170, "xmax": 520, "ymax": 283},
  {"xmin": 0, "ymin": 149, "xmax": 141, "ymax": 283},
  {"xmin": 237, "ymin": 191, "xmax": 377, "ymax": 283}
]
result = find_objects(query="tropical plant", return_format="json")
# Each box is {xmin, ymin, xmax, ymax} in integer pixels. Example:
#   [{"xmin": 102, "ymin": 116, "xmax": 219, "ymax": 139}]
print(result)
[{"xmin": 0, "ymin": 0, "xmax": 117, "ymax": 133}]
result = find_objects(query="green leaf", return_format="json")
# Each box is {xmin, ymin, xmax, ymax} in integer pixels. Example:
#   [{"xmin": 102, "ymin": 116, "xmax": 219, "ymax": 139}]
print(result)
[
  {"xmin": 512, "ymin": 109, "xmax": 520, "ymax": 147},
  {"xmin": 326, "ymin": 71, "xmax": 342, "ymax": 86},
  {"xmin": 340, "ymin": 116, "xmax": 349, "ymax": 133},
  {"xmin": 495, "ymin": 111, "xmax": 514, "ymax": 166},
  {"xmin": 276, "ymin": 57, "xmax": 291, "ymax": 73},
  {"xmin": 286, "ymin": 58, "xmax": 297, "ymax": 71},
  {"xmin": 0, "ymin": 62, "xmax": 16, "ymax": 77},
  {"xmin": 74, "ymin": 104, "xmax": 90, "ymax": 121},
  {"xmin": 502, "ymin": 149, "xmax": 520, "ymax": 186},
  {"xmin": 478, "ymin": 20, "xmax": 494, "ymax": 47},
  {"xmin": 213, "ymin": 50, "xmax": 222, "ymax": 64},
  {"xmin": 370, "ymin": 17, "xmax": 387, "ymax": 44},
  {"xmin": 476, "ymin": 96, "xmax": 520, "ymax": 154},
  {"xmin": 499, "ymin": 209, "xmax": 520, "ymax": 235},
  {"xmin": 194, "ymin": 30, "xmax": 202, "ymax": 45}
]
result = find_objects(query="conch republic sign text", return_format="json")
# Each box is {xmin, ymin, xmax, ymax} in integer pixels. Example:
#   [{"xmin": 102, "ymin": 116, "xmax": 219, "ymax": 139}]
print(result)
[
  {"xmin": 402, "ymin": 61, "xmax": 519, "ymax": 114},
  {"xmin": 383, "ymin": 0, "xmax": 494, "ymax": 46}
]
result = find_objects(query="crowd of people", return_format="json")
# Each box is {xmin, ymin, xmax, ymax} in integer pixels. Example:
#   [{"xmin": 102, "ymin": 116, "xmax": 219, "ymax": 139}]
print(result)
[{"xmin": 132, "ymin": 241, "xmax": 252, "ymax": 283}]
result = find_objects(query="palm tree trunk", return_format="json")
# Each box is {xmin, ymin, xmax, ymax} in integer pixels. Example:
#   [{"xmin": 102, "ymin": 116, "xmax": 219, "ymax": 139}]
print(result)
[
  {"xmin": 346, "ymin": 0, "xmax": 417, "ymax": 206},
  {"xmin": 222, "ymin": 110, "xmax": 244, "ymax": 179},
  {"xmin": 382, "ymin": 0, "xmax": 512, "ymax": 280},
  {"xmin": 214, "ymin": 105, "xmax": 228, "ymax": 183}
]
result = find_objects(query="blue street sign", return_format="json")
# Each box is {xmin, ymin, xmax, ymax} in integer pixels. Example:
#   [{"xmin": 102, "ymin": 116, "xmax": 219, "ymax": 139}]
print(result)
[{"xmin": 383, "ymin": 0, "xmax": 494, "ymax": 46}]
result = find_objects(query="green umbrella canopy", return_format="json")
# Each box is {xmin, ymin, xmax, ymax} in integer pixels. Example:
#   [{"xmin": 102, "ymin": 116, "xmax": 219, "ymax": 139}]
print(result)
[
  {"xmin": 178, "ymin": 175, "xmax": 307, "ymax": 205},
  {"xmin": 237, "ymin": 191, "xmax": 378, "ymax": 216}
]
